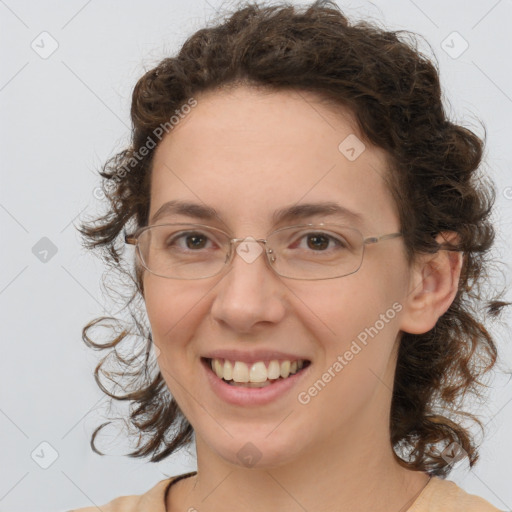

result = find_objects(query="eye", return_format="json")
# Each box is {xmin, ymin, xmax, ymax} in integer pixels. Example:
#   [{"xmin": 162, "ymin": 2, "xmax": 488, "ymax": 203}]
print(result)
[
  {"xmin": 166, "ymin": 230, "xmax": 215, "ymax": 251},
  {"xmin": 304, "ymin": 233, "xmax": 331, "ymax": 251},
  {"xmin": 292, "ymin": 231, "xmax": 348, "ymax": 252}
]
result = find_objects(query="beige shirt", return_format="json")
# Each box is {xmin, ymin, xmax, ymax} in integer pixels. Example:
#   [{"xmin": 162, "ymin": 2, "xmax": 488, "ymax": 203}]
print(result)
[{"xmin": 68, "ymin": 472, "xmax": 505, "ymax": 511}]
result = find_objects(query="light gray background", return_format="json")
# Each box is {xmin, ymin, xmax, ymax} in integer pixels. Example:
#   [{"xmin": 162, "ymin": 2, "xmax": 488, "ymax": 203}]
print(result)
[{"xmin": 1, "ymin": 1, "xmax": 511, "ymax": 511}]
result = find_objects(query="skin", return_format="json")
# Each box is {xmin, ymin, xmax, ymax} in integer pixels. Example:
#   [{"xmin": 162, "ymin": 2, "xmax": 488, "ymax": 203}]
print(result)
[{"xmin": 140, "ymin": 86, "xmax": 463, "ymax": 512}]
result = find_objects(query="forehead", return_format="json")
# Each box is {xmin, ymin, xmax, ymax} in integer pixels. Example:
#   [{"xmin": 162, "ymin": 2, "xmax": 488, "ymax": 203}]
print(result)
[{"xmin": 148, "ymin": 86, "xmax": 398, "ymax": 234}]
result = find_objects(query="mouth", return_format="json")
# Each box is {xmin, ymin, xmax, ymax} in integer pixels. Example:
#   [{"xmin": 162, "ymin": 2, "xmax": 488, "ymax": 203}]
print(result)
[{"xmin": 201, "ymin": 357, "xmax": 312, "ymax": 388}]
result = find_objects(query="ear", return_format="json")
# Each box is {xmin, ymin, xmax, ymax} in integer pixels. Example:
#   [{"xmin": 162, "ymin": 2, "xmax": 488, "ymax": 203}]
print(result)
[{"xmin": 399, "ymin": 231, "xmax": 463, "ymax": 335}]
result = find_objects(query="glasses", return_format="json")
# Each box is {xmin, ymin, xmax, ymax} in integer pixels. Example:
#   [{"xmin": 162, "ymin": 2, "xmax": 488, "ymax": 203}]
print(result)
[{"xmin": 124, "ymin": 222, "xmax": 402, "ymax": 281}]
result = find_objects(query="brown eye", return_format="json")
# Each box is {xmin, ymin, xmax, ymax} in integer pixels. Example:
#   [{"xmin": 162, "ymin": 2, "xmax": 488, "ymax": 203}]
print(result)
[
  {"xmin": 165, "ymin": 231, "xmax": 213, "ymax": 251},
  {"xmin": 306, "ymin": 234, "xmax": 330, "ymax": 250},
  {"xmin": 292, "ymin": 231, "xmax": 347, "ymax": 252},
  {"xmin": 184, "ymin": 233, "xmax": 208, "ymax": 249}
]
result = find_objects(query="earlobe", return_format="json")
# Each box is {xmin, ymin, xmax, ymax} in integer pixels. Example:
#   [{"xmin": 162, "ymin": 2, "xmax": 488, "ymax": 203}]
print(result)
[{"xmin": 399, "ymin": 232, "xmax": 463, "ymax": 335}]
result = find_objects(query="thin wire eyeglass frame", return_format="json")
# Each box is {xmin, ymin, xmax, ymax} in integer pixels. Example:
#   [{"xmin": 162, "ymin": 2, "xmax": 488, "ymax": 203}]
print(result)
[{"xmin": 124, "ymin": 222, "xmax": 403, "ymax": 281}]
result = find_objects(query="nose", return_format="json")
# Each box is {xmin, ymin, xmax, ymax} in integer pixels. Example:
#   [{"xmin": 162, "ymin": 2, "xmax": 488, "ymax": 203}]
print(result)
[{"xmin": 209, "ymin": 239, "xmax": 287, "ymax": 334}]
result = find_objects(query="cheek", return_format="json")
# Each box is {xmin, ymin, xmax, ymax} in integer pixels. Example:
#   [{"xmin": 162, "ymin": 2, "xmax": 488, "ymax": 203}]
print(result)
[
  {"xmin": 143, "ymin": 277, "xmax": 206, "ymax": 347},
  {"xmin": 142, "ymin": 278, "xmax": 209, "ymax": 403},
  {"xmin": 296, "ymin": 282, "xmax": 402, "ymax": 425},
  {"xmin": 293, "ymin": 272, "xmax": 389, "ymax": 343},
  {"xmin": 296, "ymin": 269, "xmax": 403, "ymax": 378}
]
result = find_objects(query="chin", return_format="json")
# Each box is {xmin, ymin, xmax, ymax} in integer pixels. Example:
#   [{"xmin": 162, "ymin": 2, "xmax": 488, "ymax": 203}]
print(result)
[{"xmin": 200, "ymin": 428, "xmax": 309, "ymax": 470}]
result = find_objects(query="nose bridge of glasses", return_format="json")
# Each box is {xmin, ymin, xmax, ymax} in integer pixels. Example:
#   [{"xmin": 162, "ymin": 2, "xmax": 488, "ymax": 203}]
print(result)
[{"xmin": 229, "ymin": 236, "xmax": 273, "ymax": 266}]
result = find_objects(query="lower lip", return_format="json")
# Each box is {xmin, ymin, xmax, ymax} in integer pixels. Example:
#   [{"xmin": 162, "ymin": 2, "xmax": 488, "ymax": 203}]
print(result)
[{"xmin": 202, "ymin": 358, "xmax": 311, "ymax": 406}]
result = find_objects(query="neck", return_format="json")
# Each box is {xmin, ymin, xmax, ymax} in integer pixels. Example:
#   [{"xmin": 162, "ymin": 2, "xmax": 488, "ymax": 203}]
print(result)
[{"xmin": 169, "ymin": 418, "xmax": 430, "ymax": 512}]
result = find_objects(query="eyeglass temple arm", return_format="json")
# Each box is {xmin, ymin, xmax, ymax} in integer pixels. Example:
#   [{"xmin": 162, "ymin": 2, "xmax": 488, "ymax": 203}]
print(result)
[
  {"xmin": 363, "ymin": 232, "xmax": 402, "ymax": 245},
  {"xmin": 124, "ymin": 232, "xmax": 137, "ymax": 245},
  {"xmin": 364, "ymin": 232, "xmax": 462, "ymax": 251}
]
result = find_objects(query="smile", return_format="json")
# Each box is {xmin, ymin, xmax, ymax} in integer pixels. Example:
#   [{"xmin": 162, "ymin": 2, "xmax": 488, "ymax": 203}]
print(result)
[
  {"xmin": 206, "ymin": 357, "xmax": 310, "ymax": 387},
  {"xmin": 201, "ymin": 356, "xmax": 312, "ymax": 406}
]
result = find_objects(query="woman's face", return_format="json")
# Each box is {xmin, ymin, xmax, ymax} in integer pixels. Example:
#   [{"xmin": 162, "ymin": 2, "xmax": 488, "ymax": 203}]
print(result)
[{"xmin": 142, "ymin": 86, "xmax": 415, "ymax": 469}]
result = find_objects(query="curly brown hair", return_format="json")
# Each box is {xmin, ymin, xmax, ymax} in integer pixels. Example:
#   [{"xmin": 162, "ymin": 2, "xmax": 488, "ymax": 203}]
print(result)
[{"xmin": 78, "ymin": 0, "xmax": 510, "ymax": 476}]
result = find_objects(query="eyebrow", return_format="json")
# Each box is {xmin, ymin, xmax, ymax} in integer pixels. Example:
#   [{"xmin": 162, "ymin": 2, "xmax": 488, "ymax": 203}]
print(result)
[{"xmin": 150, "ymin": 199, "xmax": 365, "ymax": 228}]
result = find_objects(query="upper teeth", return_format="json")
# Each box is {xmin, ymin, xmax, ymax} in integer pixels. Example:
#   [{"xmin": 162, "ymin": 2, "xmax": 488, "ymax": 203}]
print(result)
[{"xmin": 210, "ymin": 358, "xmax": 306, "ymax": 383}]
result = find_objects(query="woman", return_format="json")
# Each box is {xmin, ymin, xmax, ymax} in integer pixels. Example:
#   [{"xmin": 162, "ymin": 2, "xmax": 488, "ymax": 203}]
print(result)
[{"xmin": 73, "ymin": 1, "xmax": 510, "ymax": 510}]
